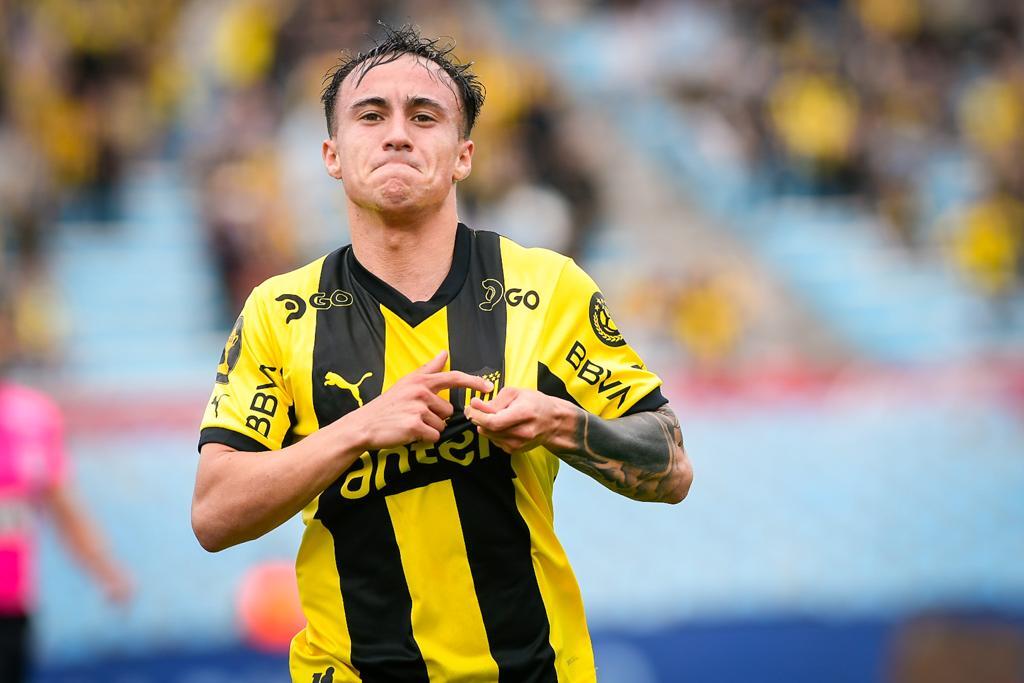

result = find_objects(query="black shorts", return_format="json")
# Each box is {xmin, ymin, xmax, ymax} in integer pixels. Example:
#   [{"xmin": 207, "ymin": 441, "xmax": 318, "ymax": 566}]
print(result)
[{"xmin": 0, "ymin": 614, "xmax": 29, "ymax": 683}]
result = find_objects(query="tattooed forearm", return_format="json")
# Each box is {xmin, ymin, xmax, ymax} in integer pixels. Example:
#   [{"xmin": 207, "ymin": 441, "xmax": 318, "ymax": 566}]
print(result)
[{"xmin": 551, "ymin": 404, "xmax": 691, "ymax": 503}]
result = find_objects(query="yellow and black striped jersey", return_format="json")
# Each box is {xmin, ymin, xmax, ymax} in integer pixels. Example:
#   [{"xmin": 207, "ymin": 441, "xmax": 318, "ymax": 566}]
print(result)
[{"xmin": 199, "ymin": 223, "xmax": 667, "ymax": 683}]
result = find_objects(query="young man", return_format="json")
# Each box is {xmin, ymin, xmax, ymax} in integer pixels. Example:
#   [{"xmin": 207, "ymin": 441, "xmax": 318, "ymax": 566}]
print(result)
[
  {"xmin": 0, "ymin": 288, "xmax": 132, "ymax": 681},
  {"xmin": 192, "ymin": 26, "xmax": 692, "ymax": 683}
]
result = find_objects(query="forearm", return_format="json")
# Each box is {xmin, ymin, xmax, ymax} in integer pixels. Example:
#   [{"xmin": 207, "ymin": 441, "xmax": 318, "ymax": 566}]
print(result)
[
  {"xmin": 191, "ymin": 418, "xmax": 365, "ymax": 551},
  {"xmin": 546, "ymin": 402, "xmax": 692, "ymax": 503},
  {"xmin": 49, "ymin": 488, "xmax": 119, "ymax": 580}
]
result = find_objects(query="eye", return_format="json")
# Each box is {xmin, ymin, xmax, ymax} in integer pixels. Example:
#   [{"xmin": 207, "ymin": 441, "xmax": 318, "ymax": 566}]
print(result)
[
  {"xmin": 412, "ymin": 113, "xmax": 436, "ymax": 123},
  {"xmin": 360, "ymin": 112, "xmax": 383, "ymax": 121}
]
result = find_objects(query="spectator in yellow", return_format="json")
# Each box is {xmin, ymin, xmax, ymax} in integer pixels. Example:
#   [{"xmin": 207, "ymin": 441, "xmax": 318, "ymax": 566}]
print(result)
[
  {"xmin": 673, "ymin": 273, "xmax": 742, "ymax": 368},
  {"xmin": 769, "ymin": 70, "xmax": 859, "ymax": 164},
  {"xmin": 951, "ymin": 195, "xmax": 1023, "ymax": 299}
]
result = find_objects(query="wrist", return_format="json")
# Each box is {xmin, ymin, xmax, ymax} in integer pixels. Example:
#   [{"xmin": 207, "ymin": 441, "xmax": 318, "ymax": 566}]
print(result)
[
  {"xmin": 327, "ymin": 411, "xmax": 370, "ymax": 459},
  {"xmin": 544, "ymin": 397, "xmax": 581, "ymax": 453}
]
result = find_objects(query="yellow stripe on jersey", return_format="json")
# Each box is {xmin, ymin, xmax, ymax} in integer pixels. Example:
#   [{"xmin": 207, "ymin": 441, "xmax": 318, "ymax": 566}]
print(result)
[
  {"xmin": 290, "ymin": 519, "xmax": 358, "ymax": 683},
  {"xmin": 386, "ymin": 481, "xmax": 499, "ymax": 681},
  {"xmin": 379, "ymin": 305, "xmax": 497, "ymax": 681},
  {"xmin": 499, "ymin": 237, "xmax": 598, "ymax": 681}
]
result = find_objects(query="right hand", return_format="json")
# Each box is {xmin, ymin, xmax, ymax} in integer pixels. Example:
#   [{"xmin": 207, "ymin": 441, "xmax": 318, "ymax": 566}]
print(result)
[{"xmin": 342, "ymin": 350, "xmax": 493, "ymax": 450}]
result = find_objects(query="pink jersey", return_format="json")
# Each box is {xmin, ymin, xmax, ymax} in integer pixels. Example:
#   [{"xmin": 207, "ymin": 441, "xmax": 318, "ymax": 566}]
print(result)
[{"xmin": 0, "ymin": 383, "xmax": 66, "ymax": 615}]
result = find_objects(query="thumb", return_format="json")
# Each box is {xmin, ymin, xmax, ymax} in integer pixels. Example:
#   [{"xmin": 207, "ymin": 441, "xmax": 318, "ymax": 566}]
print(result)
[
  {"xmin": 416, "ymin": 350, "xmax": 448, "ymax": 375},
  {"xmin": 469, "ymin": 396, "xmax": 500, "ymax": 414}
]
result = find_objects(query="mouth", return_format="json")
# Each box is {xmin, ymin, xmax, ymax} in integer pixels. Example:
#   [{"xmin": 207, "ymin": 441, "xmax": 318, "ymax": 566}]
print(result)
[{"xmin": 376, "ymin": 158, "xmax": 417, "ymax": 169}]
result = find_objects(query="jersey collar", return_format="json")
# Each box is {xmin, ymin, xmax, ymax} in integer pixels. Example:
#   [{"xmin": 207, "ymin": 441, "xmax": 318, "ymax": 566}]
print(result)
[{"xmin": 347, "ymin": 222, "xmax": 471, "ymax": 327}]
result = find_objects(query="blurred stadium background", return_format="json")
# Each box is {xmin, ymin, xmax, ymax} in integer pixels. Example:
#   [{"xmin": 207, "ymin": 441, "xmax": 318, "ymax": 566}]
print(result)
[{"xmin": 2, "ymin": 0, "xmax": 1023, "ymax": 681}]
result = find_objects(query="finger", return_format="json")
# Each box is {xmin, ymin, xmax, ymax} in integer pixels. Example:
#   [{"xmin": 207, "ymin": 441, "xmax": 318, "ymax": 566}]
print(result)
[
  {"xmin": 469, "ymin": 388, "xmax": 517, "ymax": 415},
  {"xmin": 425, "ymin": 370, "xmax": 493, "ymax": 394},
  {"xmin": 469, "ymin": 397, "xmax": 500, "ymax": 414},
  {"xmin": 412, "ymin": 425, "xmax": 441, "ymax": 445},
  {"xmin": 467, "ymin": 402, "xmax": 531, "ymax": 433},
  {"xmin": 464, "ymin": 404, "xmax": 495, "ymax": 430},
  {"xmin": 476, "ymin": 427, "xmax": 516, "ymax": 453},
  {"xmin": 415, "ymin": 350, "xmax": 448, "ymax": 375},
  {"xmin": 424, "ymin": 392, "xmax": 455, "ymax": 420},
  {"xmin": 421, "ymin": 410, "xmax": 446, "ymax": 435},
  {"xmin": 481, "ymin": 406, "xmax": 533, "ymax": 433},
  {"xmin": 488, "ymin": 386, "xmax": 519, "ymax": 411}
]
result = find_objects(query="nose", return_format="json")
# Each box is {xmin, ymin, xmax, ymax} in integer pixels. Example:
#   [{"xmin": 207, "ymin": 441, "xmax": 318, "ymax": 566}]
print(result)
[{"xmin": 382, "ymin": 118, "xmax": 413, "ymax": 153}]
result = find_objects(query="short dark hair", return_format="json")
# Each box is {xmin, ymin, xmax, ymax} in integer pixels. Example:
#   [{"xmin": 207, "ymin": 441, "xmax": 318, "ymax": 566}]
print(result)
[{"xmin": 320, "ymin": 23, "xmax": 485, "ymax": 140}]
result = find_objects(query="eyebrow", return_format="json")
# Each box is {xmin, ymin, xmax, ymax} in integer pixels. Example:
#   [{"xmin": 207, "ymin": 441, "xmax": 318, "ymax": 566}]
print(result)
[
  {"xmin": 348, "ymin": 95, "xmax": 448, "ymax": 113},
  {"xmin": 407, "ymin": 96, "xmax": 445, "ymax": 112},
  {"xmin": 349, "ymin": 96, "xmax": 388, "ymax": 112}
]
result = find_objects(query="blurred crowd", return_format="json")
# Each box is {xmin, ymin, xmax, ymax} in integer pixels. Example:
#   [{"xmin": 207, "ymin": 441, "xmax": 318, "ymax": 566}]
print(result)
[
  {"xmin": 0, "ymin": 0, "xmax": 186, "ymax": 363},
  {"xmin": 0, "ymin": 0, "xmax": 604, "ymax": 343},
  {"xmin": 4, "ymin": 0, "xmax": 1022, "ymax": 371},
  {"xmin": 543, "ymin": 0, "xmax": 1024, "ymax": 312}
]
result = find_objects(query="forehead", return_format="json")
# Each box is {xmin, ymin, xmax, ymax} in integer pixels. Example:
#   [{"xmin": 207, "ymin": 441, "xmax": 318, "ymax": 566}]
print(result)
[{"xmin": 340, "ymin": 53, "xmax": 461, "ymax": 111}]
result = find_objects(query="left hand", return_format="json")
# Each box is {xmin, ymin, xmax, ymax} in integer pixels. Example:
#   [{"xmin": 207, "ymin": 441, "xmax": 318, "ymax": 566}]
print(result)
[{"xmin": 464, "ymin": 387, "xmax": 574, "ymax": 454}]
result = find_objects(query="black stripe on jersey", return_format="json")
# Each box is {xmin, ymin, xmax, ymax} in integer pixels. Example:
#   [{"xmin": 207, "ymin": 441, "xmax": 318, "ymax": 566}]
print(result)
[
  {"xmin": 624, "ymin": 385, "xmax": 668, "ymax": 415},
  {"xmin": 348, "ymin": 222, "xmax": 471, "ymax": 328},
  {"xmin": 312, "ymin": 247, "xmax": 429, "ymax": 683},
  {"xmin": 197, "ymin": 427, "xmax": 268, "ymax": 453},
  {"xmin": 282, "ymin": 403, "xmax": 299, "ymax": 447},
  {"xmin": 538, "ymin": 362, "xmax": 669, "ymax": 416},
  {"xmin": 537, "ymin": 362, "xmax": 582, "ymax": 410},
  {"xmin": 447, "ymin": 229, "xmax": 558, "ymax": 682}
]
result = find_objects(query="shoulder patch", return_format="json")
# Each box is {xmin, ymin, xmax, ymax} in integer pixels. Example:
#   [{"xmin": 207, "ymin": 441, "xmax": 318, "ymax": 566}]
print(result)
[
  {"xmin": 215, "ymin": 315, "xmax": 244, "ymax": 384},
  {"xmin": 589, "ymin": 292, "xmax": 625, "ymax": 347}
]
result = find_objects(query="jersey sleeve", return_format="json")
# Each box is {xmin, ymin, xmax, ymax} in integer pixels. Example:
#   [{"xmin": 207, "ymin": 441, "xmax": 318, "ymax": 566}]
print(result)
[
  {"xmin": 198, "ymin": 287, "xmax": 293, "ymax": 453},
  {"xmin": 537, "ymin": 260, "xmax": 667, "ymax": 419}
]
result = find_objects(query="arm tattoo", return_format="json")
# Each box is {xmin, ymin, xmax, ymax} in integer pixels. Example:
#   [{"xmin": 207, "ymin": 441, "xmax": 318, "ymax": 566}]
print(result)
[{"xmin": 552, "ymin": 404, "xmax": 687, "ymax": 502}]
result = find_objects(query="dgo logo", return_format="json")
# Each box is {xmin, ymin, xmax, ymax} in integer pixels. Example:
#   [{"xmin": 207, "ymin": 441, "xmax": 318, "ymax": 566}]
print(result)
[{"xmin": 479, "ymin": 279, "xmax": 540, "ymax": 312}]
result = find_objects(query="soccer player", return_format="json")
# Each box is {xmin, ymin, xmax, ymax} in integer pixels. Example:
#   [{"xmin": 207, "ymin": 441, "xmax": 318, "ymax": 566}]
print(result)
[
  {"xmin": 0, "ymin": 286, "xmax": 133, "ymax": 681},
  {"xmin": 192, "ymin": 25, "xmax": 692, "ymax": 683}
]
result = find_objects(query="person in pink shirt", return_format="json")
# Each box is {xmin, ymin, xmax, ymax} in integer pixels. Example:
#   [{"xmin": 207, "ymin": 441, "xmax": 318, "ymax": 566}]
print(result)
[{"xmin": 0, "ymin": 287, "xmax": 132, "ymax": 681}]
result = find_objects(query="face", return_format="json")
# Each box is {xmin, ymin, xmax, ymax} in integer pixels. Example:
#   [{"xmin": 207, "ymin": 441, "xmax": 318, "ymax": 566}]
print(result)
[{"xmin": 322, "ymin": 54, "xmax": 474, "ymax": 220}]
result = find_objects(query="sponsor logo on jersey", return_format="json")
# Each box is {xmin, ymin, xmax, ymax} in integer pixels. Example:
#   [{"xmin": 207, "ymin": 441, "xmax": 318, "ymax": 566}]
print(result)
[
  {"xmin": 310, "ymin": 290, "xmax": 353, "ymax": 309},
  {"xmin": 311, "ymin": 667, "xmax": 334, "ymax": 683},
  {"xmin": 339, "ymin": 429, "xmax": 495, "ymax": 501},
  {"xmin": 565, "ymin": 340, "xmax": 632, "ymax": 409},
  {"xmin": 245, "ymin": 365, "xmax": 283, "ymax": 438},
  {"xmin": 324, "ymin": 371, "xmax": 373, "ymax": 408},
  {"xmin": 276, "ymin": 290, "xmax": 353, "ymax": 323},
  {"xmin": 479, "ymin": 278, "xmax": 540, "ymax": 311},
  {"xmin": 589, "ymin": 292, "xmax": 625, "ymax": 347},
  {"xmin": 210, "ymin": 393, "xmax": 229, "ymax": 418},
  {"xmin": 215, "ymin": 315, "xmax": 244, "ymax": 384},
  {"xmin": 275, "ymin": 294, "xmax": 306, "ymax": 324}
]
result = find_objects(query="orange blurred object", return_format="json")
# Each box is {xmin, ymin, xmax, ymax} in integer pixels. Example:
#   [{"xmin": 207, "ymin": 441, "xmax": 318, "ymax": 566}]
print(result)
[{"xmin": 237, "ymin": 560, "xmax": 306, "ymax": 652}]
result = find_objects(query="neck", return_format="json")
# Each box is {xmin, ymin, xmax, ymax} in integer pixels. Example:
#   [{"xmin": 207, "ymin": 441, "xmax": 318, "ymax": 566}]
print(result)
[{"xmin": 347, "ymin": 197, "xmax": 460, "ymax": 302}]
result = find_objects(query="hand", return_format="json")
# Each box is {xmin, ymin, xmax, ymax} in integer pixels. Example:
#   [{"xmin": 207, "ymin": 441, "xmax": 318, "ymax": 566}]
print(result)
[
  {"xmin": 464, "ymin": 387, "xmax": 575, "ymax": 454},
  {"xmin": 99, "ymin": 565, "xmax": 134, "ymax": 605},
  {"xmin": 342, "ymin": 351, "xmax": 494, "ymax": 450}
]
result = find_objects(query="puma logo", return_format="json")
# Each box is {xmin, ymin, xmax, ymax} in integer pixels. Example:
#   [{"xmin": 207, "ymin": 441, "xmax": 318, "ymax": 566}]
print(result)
[
  {"xmin": 210, "ymin": 393, "xmax": 228, "ymax": 417},
  {"xmin": 324, "ymin": 371, "xmax": 373, "ymax": 407}
]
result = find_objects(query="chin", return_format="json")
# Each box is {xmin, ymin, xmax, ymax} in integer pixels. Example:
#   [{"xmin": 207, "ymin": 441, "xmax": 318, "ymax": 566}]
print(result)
[{"xmin": 379, "ymin": 179, "xmax": 414, "ymax": 203}]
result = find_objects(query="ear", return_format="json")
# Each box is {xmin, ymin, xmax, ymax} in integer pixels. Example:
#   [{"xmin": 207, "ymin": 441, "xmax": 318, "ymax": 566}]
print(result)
[
  {"xmin": 452, "ymin": 139, "xmax": 474, "ymax": 182},
  {"xmin": 322, "ymin": 138, "xmax": 344, "ymax": 180}
]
